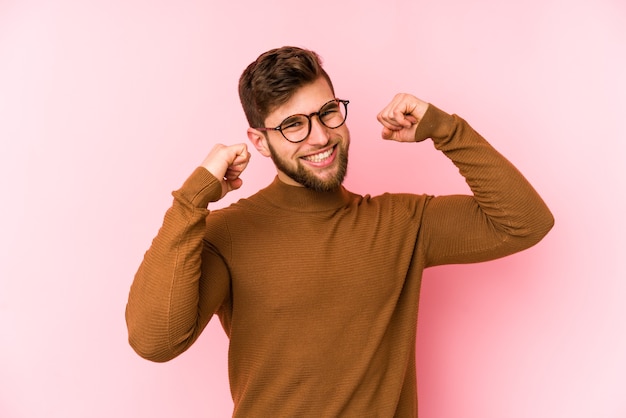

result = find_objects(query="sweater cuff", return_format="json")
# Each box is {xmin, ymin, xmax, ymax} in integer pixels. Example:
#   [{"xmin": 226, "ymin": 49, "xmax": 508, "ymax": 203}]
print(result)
[
  {"xmin": 413, "ymin": 104, "xmax": 457, "ymax": 143},
  {"xmin": 175, "ymin": 167, "xmax": 223, "ymax": 208}
]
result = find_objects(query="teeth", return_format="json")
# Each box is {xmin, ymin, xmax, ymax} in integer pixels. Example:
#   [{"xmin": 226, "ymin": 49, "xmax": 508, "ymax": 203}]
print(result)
[{"xmin": 304, "ymin": 148, "xmax": 333, "ymax": 163}]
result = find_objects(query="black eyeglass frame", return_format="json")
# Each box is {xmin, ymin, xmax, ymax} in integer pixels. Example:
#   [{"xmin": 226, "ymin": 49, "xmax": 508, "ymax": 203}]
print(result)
[{"xmin": 255, "ymin": 98, "xmax": 350, "ymax": 143}]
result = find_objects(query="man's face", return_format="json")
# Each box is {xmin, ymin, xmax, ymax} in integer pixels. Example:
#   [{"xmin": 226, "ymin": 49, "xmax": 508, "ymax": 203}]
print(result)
[{"xmin": 259, "ymin": 77, "xmax": 350, "ymax": 192}]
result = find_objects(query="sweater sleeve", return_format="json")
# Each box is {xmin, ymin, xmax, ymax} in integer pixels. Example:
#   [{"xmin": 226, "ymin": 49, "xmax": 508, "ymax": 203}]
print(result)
[
  {"xmin": 416, "ymin": 105, "xmax": 554, "ymax": 267},
  {"xmin": 125, "ymin": 167, "xmax": 231, "ymax": 362}
]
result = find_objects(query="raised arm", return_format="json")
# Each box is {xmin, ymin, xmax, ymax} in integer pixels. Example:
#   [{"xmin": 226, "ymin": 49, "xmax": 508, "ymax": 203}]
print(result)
[
  {"xmin": 125, "ymin": 144, "xmax": 250, "ymax": 362},
  {"xmin": 378, "ymin": 94, "xmax": 554, "ymax": 266}
]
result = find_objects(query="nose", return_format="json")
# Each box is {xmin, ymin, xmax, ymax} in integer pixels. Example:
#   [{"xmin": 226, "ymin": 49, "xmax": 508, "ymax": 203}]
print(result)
[{"xmin": 306, "ymin": 116, "xmax": 331, "ymax": 146}]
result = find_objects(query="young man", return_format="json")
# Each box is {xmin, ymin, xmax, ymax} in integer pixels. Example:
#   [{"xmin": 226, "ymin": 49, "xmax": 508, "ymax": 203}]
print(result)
[{"xmin": 126, "ymin": 46, "xmax": 554, "ymax": 417}]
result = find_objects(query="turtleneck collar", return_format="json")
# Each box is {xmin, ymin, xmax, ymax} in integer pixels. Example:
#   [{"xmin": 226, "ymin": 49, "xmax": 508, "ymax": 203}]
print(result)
[{"xmin": 258, "ymin": 176, "xmax": 353, "ymax": 212}]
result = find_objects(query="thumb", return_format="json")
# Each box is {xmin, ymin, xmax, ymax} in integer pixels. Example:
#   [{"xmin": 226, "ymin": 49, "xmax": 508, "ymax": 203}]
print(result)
[
  {"xmin": 228, "ymin": 177, "xmax": 243, "ymax": 191},
  {"xmin": 218, "ymin": 177, "xmax": 243, "ymax": 200},
  {"xmin": 381, "ymin": 126, "xmax": 395, "ymax": 141}
]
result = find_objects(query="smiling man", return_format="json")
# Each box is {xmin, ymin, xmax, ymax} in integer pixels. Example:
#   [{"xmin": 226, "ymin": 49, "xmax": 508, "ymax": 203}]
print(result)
[
  {"xmin": 244, "ymin": 62, "xmax": 351, "ymax": 192},
  {"xmin": 126, "ymin": 46, "xmax": 554, "ymax": 417}
]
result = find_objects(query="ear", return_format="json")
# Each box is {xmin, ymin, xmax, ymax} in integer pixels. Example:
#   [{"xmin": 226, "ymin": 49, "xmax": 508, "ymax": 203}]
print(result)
[{"xmin": 247, "ymin": 128, "xmax": 272, "ymax": 157}]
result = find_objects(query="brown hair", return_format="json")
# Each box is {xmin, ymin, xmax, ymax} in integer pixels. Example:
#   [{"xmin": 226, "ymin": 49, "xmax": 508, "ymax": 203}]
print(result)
[{"xmin": 238, "ymin": 46, "xmax": 335, "ymax": 128}]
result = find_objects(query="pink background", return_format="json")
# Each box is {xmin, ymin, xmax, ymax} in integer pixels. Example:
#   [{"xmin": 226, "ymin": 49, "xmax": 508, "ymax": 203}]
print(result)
[{"xmin": 1, "ymin": 0, "xmax": 625, "ymax": 417}]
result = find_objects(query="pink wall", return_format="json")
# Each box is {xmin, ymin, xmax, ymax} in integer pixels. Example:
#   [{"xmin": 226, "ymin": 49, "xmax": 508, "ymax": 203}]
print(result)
[{"xmin": 1, "ymin": 0, "xmax": 624, "ymax": 417}]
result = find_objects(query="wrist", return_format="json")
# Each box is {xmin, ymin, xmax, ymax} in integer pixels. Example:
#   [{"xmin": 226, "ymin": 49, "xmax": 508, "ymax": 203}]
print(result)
[
  {"xmin": 413, "ymin": 104, "xmax": 456, "ymax": 142},
  {"xmin": 177, "ymin": 167, "xmax": 223, "ymax": 208}
]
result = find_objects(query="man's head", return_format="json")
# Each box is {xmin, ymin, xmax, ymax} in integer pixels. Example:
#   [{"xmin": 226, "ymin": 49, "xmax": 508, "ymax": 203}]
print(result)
[
  {"xmin": 238, "ymin": 46, "xmax": 335, "ymax": 128},
  {"xmin": 240, "ymin": 46, "xmax": 350, "ymax": 192}
]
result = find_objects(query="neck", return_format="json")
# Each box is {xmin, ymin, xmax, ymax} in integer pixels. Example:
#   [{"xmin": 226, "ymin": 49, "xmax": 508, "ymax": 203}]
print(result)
[{"xmin": 264, "ymin": 176, "xmax": 350, "ymax": 212}]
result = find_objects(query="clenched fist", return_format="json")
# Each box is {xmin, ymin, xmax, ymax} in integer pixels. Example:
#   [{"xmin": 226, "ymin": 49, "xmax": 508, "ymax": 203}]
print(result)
[
  {"xmin": 377, "ymin": 93, "xmax": 430, "ymax": 142},
  {"xmin": 201, "ymin": 143, "xmax": 251, "ymax": 199}
]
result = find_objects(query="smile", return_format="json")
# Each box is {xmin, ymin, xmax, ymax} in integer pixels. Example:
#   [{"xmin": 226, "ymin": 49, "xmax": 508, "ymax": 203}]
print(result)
[{"xmin": 302, "ymin": 146, "xmax": 335, "ymax": 163}]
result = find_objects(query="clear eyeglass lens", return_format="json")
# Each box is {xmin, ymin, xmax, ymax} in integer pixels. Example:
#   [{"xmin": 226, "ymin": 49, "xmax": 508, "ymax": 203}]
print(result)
[
  {"xmin": 319, "ymin": 101, "xmax": 346, "ymax": 128},
  {"xmin": 281, "ymin": 100, "xmax": 347, "ymax": 142},
  {"xmin": 280, "ymin": 116, "xmax": 308, "ymax": 136}
]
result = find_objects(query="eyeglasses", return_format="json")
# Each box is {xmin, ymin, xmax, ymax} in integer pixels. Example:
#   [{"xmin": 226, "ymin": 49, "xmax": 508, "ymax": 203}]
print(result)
[{"xmin": 256, "ymin": 98, "xmax": 349, "ymax": 143}]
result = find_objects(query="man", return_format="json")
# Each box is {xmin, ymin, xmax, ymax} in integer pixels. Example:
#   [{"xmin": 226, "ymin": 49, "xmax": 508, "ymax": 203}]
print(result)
[{"xmin": 126, "ymin": 46, "xmax": 554, "ymax": 417}]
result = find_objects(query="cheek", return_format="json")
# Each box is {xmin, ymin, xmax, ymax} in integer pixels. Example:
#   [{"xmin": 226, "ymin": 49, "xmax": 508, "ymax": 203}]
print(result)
[
  {"xmin": 338, "ymin": 126, "xmax": 350, "ymax": 145},
  {"xmin": 270, "ymin": 140, "xmax": 301, "ymax": 162}
]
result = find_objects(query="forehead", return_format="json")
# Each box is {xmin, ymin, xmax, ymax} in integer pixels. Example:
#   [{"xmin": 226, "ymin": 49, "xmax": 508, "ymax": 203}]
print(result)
[{"xmin": 266, "ymin": 77, "xmax": 335, "ymax": 124}]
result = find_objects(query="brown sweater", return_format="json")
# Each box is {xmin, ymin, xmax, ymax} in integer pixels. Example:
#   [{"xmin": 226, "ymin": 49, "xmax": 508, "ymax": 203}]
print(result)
[{"xmin": 126, "ymin": 105, "xmax": 553, "ymax": 417}]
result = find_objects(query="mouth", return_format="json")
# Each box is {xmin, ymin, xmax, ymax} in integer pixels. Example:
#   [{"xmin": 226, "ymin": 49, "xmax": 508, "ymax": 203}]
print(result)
[{"xmin": 301, "ymin": 145, "xmax": 336, "ymax": 165}]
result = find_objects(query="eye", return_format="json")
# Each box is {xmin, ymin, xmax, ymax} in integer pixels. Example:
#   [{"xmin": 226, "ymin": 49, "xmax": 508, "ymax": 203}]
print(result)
[
  {"xmin": 280, "ymin": 116, "xmax": 306, "ymax": 132},
  {"xmin": 320, "ymin": 105, "xmax": 339, "ymax": 119}
]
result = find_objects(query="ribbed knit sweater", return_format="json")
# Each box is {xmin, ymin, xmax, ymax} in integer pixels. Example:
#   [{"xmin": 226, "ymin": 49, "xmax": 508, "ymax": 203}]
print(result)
[{"xmin": 126, "ymin": 105, "xmax": 554, "ymax": 417}]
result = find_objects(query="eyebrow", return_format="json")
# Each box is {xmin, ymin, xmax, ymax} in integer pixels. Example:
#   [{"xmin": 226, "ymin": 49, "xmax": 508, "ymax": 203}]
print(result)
[{"xmin": 280, "ymin": 99, "xmax": 336, "ymax": 120}]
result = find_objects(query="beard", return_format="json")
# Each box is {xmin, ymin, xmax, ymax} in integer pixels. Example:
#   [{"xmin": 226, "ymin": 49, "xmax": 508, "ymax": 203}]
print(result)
[{"xmin": 267, "ymin": 140, "xmax": 349, "ymax": 192}]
